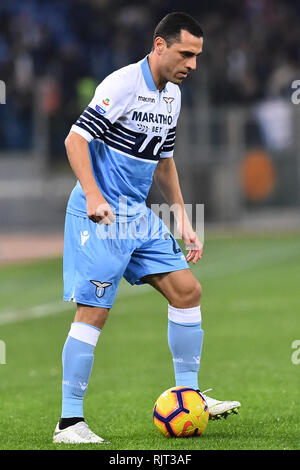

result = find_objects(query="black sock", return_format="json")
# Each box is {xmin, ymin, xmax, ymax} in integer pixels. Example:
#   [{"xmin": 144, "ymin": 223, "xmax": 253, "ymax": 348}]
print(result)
[{"xmin": 59, "ymin": 417, "xmax": 85, "ymax": 430}]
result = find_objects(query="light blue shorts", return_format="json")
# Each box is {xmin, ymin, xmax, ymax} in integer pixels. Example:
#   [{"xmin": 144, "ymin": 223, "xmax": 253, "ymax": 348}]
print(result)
[{"xmin": 63, "ymin": 208, "xmax": 189, "ymax": 308}]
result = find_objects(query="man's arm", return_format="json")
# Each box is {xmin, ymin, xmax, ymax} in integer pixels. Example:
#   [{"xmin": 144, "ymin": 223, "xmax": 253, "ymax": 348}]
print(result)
[
  {"xmin": 154, "ymin": 157, "xmax": 203, "ymax": 264},
  {"xmin": 65, "ymin": 131, "xmax": 115, "ymax": 224}
]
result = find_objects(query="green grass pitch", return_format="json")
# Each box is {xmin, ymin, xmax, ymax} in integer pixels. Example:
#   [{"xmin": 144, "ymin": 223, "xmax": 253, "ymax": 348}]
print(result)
[{"xmin": 0, "ymin": 233, "xmax": 299, "ymax": 450}]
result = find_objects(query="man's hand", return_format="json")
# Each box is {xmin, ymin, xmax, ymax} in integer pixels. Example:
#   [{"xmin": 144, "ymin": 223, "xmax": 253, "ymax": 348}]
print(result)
[
  {"xmin": 183, "ymin": 231, "xmax": 203, "ymax": 265},
  {"xmin": 86, "ymin": 193, "xmax": 115, "ymax": 225},
  {"xmin": 176, "ymin": 218, "xmax": 203, "ymax": 265}
]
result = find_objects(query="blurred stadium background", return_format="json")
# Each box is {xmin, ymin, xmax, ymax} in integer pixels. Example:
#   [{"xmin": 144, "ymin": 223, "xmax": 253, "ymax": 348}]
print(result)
[
  {"xmin": 0, "ymin": 0, "xmax": 300, "ymax": 263},
  {"xmin": 1, "ymin": 0, "xmax": 300, "ymax": 451}
]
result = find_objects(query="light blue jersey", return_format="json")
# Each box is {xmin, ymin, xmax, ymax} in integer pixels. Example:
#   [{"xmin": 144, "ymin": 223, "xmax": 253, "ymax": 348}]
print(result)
[
  {"xmin": 63, "ymin": 56, "xmax": 189, "ymax": 307},
  {"xmin": 67, "ymin": 56, "xmax": 181, "ymax": 220}
]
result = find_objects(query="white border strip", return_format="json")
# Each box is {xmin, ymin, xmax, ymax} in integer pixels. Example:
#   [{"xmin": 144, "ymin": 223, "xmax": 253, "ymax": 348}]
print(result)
[
  {"xmin": 168, "ymin": 304, "xmax": 201, "ymax": 324},
  {"xmin": 69, "ymin": 322, "xmax": 100, "ymax": 346}
]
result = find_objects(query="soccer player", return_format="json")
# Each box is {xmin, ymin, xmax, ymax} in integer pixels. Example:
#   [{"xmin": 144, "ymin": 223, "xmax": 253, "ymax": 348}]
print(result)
[{"xmin": 53, "ymin": 12, "xmax": 240, "ymax": 444}]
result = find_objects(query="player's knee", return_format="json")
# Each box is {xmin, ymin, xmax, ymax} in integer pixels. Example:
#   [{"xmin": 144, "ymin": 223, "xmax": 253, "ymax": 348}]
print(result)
[
  {"xmin": 171, "ymin": 279, "xmax": 202, "ymax": 308},
  {"xmin": 75, "ymin": 304, "xmax": 110, "ymax": 330},
  {"xmin": 194, "ymin": 280, "xmax": 202, "ymax": 303},
  {"xmin": 190, "ymin": 280, "xmax": 202, "ymax": 305}
]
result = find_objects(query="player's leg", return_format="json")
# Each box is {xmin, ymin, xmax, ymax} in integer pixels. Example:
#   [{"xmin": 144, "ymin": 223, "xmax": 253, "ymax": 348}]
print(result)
[
  {"xmin": 56, "ymin": 305, "xmax": 111, "ymax": 444},
  {"xmin": 53, "ymin": 304, "xmax": 110, "ymax": 443},
  {"xmin": 142, "ymin": 268, "xmax": 201, "ymax": 308},
  {"xmin": 60, "ymin": 305, "xmax": 109, "ymax": 420},
  {"xmin": 124, "ymin": 209, "xmax": 203, "ymax": 390},
  {"xmin": 74, "ymin": 303, "xmax": 109, "ymax": 329},
  {"xmin": 55, "ymin": 213, "xmax": 131, "ymax": 443},
  {"xmin": 124, "ymin": 209, "xmax": 241, "ymax": 419},
  {"xmin": 143, "ymin": 269, "xmax": 203, "ymax": 391},
  {"xmin": 142, "ymin": 269, "xmax": 241, "ymax": 419}
]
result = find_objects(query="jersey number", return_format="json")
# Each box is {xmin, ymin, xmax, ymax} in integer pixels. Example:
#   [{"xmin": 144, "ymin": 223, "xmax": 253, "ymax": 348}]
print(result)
[{"xmin": 133, "ymin": 134, "xmax": 163, "ymax": 159}]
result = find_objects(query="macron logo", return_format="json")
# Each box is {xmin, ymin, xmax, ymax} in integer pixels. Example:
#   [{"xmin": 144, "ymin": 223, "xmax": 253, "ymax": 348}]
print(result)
[
  {"xmin": 79, "ymin": 381, "xmax": 88, "ymax": 391},
  {"xmin": 138, "ymin": 95, "xmax": 155, "ymax": 103},
  {"xmin": 80, "ymin": 230, "xmax": 90, "ymax": 246},
  {"xmin": 173, "ymin": 357, "xmax": 184, "ymax": 363}
]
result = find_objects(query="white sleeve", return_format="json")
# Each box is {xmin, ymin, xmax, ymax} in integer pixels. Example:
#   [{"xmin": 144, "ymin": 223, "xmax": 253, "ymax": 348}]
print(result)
[
  {"xmin": 159, "ymin": 126, "xmax": 177, "ymax": 159},
  {"xmin": 70, "ymin": 69, "xmax": 132, "ymax": 142},
  {"xmin": 160, "ymin": 88, "xmax": 181, "ymax": 159}
]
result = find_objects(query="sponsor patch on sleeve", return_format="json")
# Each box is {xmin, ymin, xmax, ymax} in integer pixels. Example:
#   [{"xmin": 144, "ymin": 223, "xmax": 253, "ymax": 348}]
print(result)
[{"xmin": 95, "ymin": 104, "xmax": 106, "ymax": 115}]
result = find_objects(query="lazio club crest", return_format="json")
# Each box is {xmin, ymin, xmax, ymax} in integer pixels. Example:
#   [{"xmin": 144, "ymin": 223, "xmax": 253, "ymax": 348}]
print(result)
[
  {"xmin": 163, "ymin": 97, "xmax": 174, "ymax": 114},
  {"xmin": 90, "ymin": 280, "xmax": 112, "ymax": 298}
]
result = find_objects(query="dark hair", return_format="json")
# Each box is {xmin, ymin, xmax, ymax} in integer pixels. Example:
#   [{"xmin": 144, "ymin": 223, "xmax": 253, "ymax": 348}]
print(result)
[{"xmin": 153, "ymin": 12, "xmax": 203, "ymax": 48}]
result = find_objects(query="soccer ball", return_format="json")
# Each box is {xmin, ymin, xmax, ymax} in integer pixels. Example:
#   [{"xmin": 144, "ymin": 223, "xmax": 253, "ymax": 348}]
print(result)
[{"xmin": 153, "ymin": 386, "xmax": 209, "ymax": 438}]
